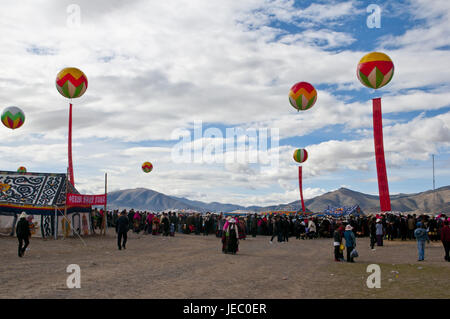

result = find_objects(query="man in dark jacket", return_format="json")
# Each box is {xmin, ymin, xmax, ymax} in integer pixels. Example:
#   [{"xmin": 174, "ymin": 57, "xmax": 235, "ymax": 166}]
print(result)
[
  {"xmin": 16, "ymin": 212, "xmax": 31, "ymax": 257},
  {"xmin": 282, "ymin": 217, "xmax": 290, "ymax": 242},
  {"xmin": 369, "ymin": 217, "xmax": 377, "ymax": 250},
  {"xmin": 161, "ymin": 213, "xmax": 170, "ymax": 236},
  {"xmin": 251, "ymin": 214, "xmax": 258, "ymax": 237},
  {"xmin": 116, "ymin": 210, "xmax": 129, "ymax": 250}
]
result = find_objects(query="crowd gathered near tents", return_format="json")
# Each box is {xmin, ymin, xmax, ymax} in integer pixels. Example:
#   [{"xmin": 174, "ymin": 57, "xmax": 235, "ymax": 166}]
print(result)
[{"xmin": 85, "ymin": 208, "xmax": 450, "ymax": 262}]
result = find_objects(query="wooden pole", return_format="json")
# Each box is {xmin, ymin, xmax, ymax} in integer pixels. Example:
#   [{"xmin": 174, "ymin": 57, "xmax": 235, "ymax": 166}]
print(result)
[
  {"xmin": 54, "ymin": 206, "xmax": 58, "ymax": 240},
  {"xmin": 64, "ymin": 167, "xmax": 69, "ymax": 239},
  {"xmin": 103, "ymin": 172, "xmax": 108, "ymax": 236}
]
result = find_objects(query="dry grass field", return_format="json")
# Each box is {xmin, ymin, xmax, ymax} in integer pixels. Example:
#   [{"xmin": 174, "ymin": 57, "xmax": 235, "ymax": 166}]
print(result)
[{"xmin": 1, "ymin": 230, "xmax": 449, "ymax": 299}]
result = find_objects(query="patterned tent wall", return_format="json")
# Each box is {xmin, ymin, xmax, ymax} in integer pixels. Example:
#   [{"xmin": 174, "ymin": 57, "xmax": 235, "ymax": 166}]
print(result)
[{"xmin": 0, "ymin": 171, "xmax": 91, "ymax": 238}]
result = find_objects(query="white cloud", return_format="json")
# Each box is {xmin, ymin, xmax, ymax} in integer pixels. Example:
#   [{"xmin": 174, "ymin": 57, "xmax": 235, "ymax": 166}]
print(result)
[{"xmin": 0, "ymin": 0, "xmax": 448, "ymax": 207}]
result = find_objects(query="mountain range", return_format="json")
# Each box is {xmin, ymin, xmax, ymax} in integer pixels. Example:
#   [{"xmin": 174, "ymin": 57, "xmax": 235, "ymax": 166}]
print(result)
[{"xmin": 106, "ymin": 185, "xmax": 450, "ymax": 214}]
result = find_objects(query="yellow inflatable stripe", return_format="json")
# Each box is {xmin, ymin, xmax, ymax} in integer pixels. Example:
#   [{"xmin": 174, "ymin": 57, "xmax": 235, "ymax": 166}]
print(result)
[
  {"xmin": 57, "ymin": 67, "xmax": 84, "ymax": 79},
  {"xmin": 359, "ymin": 52, "xmax": 391, "ymax": 64},
  {"xmin": 290, "ymin": 88, "xmax": 316, "ymax": 100}
]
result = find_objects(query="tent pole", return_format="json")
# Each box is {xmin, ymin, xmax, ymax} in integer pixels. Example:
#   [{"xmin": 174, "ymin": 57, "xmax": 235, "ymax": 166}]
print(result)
[
  {"xmin": 54, "ymin": 206, "xmax": 57, "ymax": 240},
  {"xmin": 64, "ymin": 167, "xmax": 69, "ymax": 239},
  {"xmin": 60, "ymin": 212, "xmax": 87, "ymax": 247},
  {"xmin": 104, "ymin": 172, "xmax": 108, "ymax": 235}
]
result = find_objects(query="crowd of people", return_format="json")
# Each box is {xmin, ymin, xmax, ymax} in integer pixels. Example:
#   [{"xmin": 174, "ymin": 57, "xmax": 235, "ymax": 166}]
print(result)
[{"xmin": 86, "ymin": 208, "xmax": 450, "ymax": 262}]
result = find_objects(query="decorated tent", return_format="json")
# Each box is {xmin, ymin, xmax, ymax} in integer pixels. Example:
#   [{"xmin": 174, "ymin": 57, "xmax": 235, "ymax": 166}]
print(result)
[
  {"xmin": 317, "ymin": 205, "xmax": 364, "ymax": 218},
  {"xmin": 0, "ymin": 170, "xmax": 91, "ymax": 238}
]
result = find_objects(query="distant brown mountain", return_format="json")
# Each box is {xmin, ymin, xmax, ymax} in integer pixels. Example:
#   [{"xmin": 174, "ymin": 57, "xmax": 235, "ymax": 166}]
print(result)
[
  {"xmin": 107, "ymin": 185, "xmax": 450, "ymax": 214},
  {"xmin": 270, "ymin": 186, "xmax": 450, "ymax": 214}
]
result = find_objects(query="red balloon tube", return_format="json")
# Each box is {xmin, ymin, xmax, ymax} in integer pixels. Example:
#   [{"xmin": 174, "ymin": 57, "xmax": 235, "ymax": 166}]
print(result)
[
  {"xmin": 299, "ymin": 166, "xmax": 305, "ymax": 213},
  {"xmin": 372, "ymin": 98, "xmax": 391, "ymax": 211},
  {"xmin": 68, "ymin": 103, "xmax": 75, "ymax": 186}
]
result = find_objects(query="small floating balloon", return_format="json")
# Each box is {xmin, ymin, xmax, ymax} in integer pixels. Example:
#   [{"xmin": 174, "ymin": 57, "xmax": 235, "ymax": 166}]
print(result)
[
  {"xmin": 1, "ymin": 106, "xmax": 25, "ymax": 130},
  {"xmin": 17, "ymin": 166, "xmax": 27, "ymax": 173},
  {"xmin": 289, "ymin": 82, "xmax": 317, "ymax": 111},
  {"xmin": 357, "ymin": 52, "xmax": 394, "ymax": 89},
  {"xmin": 56, "ymin": 67, "xmax": 88, "ymax": 99},
  {"xmin": 293, "ymin": 149, "xmax": 308, "ymax": 163},
  {"xmin": 142, "ymin": 162, "xmax": 153, "ymax": 173}
]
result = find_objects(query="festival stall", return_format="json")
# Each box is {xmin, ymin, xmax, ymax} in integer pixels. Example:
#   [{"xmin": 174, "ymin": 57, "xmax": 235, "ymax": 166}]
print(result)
[
  {"xmin": 316, "ymin": 205, "xmax": 364, "ymax": 218},
  {"xmin": 0, "ymin": 170, "xmax": 91, "ymax": 238}
]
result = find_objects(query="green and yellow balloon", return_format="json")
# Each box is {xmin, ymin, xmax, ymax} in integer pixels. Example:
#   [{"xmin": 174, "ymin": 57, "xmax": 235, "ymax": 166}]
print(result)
[
  {"xmin": 56, "ymin": 67, "xmax": 88, "ymax": 99},
  {"xmin": 293, "ymin": 149, "xmax": 308, "ymax": 163},
  {"xmin": 17, "ymin": 166, "xmax": 27, "ymax": 173},
  {"xmin": 1, "ymin": 106, "xmax": 25, "ymax": 130}
]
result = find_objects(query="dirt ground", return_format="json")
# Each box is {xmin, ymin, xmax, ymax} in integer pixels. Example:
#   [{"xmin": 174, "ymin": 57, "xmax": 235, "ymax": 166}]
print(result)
[{"xmin": 1, "ymin": 230, "xmax": 449, "ymax": 299}]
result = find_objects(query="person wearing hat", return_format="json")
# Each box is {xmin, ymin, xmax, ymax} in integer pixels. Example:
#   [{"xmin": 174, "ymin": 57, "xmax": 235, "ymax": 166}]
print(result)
[
  {"xmin": 344, "ymin": 224, "xmax": 356, "ymax": 262},
  {"xmin": 16, "ymin": 212, "xmax": 31, "ymax": 257},
  {"xmin": 222, "ymin": 218, "xmax": 239, "ymax": 254},
  {"xmin": 116, "ymin": 210, "xmax": 129, "ymax": 250}
]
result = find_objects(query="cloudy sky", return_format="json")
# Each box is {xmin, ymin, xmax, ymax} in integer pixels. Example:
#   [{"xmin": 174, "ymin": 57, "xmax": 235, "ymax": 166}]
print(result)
[{"xmin": 0, "ymin": 0, "xmax": 449, "ymax": 207}]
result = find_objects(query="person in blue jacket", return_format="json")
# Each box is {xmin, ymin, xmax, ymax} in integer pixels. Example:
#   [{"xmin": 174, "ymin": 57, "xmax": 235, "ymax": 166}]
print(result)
[
  {"xmin": 344, "ymin": 224, "xmax": 356, "ymax": 262},
  {"xmin": 414, "ymin": 222, "xmax": 430, "ymax": 261}
]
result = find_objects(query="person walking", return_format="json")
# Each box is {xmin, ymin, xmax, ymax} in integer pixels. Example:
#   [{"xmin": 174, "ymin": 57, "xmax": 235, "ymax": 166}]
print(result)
[
  {"xmin": 344, "ymin": 225, "xmax": 356, "ymax": 262},
  {"xmin": 16, "ymin": 212, "xmax": 31, "ymax": 257},
  {"xmin": 440, "ymin": 220, "xmax": 450, "ymax": 262},
  {"xmin": 414, "ymin": 222, "xmax": 430, "ymax": 261},
  {"xmin": 116, "ymin": 210, "xmax": 129, "ymax": 250},
  {"xmin": 269, "ymin": 216, "xmax": 281, "ymax": 243}
]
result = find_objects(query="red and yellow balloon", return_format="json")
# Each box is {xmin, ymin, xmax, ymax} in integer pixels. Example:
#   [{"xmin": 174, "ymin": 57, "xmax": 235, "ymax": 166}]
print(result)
[
  {"xmin": 56, "ymin": 67, "xmax": 88, "ymax": 99},
  {"xmin": 293, "ymin": 149, "xmax": 308, "ymax": 163},
  {"xmin": 142, "ymin": 162, "xmax": 153, "ymax": 173},
  {"xmin": 289, "ymin": 82, "xmax": 317, "ymax": 111},
  {"xmin": 357, "ymin": 52, "xmax": 394, "ymax": 89}
]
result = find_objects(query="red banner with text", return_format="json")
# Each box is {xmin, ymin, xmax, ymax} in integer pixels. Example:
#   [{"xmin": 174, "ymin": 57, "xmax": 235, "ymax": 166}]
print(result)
[{"xmin": 66, "ymin": 193, "xmax": 107, "ymax": 206}]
